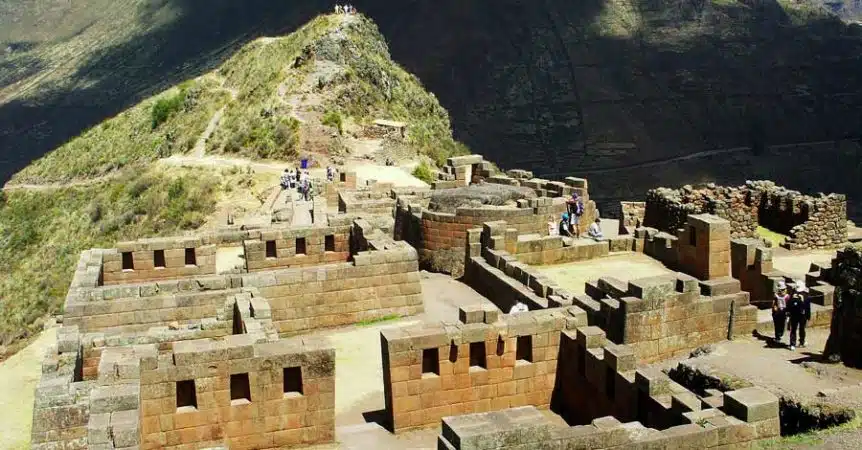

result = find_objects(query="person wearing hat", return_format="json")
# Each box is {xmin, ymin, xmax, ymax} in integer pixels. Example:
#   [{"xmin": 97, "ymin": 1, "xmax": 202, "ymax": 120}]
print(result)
[
  {"xmin": 772, "ymin": 280, "xmax": 789, "ymax": 344},
  {"xmin": 787, "ymin": 279, "xmax": 811, "ymax": 350},
  {"xmin": 559, "ymin": 213, "xmax": 573, "ymax": 237}
]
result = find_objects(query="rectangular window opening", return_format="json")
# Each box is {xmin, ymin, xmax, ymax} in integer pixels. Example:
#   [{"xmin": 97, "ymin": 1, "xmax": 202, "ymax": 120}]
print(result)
[
  {"xmin": 230, "ymin": 373, "xmax": 251, "ymax": 403},
  {"xmin": 265, "ymin": 240, "xmax": 277, "ymax": 258},
  {"xmin": 340, "ymin": 172, "xmax": 346, "ymax": 182},
  {"xmin": 516, "ymin": 335, "xmax": 533, "ymax": 363},
  {"xmin": 176, "ymin": 379, "xmax": 197, "ymax": 410},
  {"xmin": 422, "ymin": 348, "xmax": 440, "ymax": 376},
  {"xmin": 121, "ymin": 252, "xmax": 134, "ymax": 271},
  {"xmin": 283, "ymin": 367, "xmax": 303, "ymax": 395},
  {"xmin": 296, "ymin": 237, "xmax": 307, "ymax": 255},
  {"xmin": 469, "ymin": 341, "xmax": 487, "ymax": 369},
  {"xmin": 153, "ymin": 250, "xmax": 166, "ymax": 268},
  {"xmin": 185, "ymin": 248, "xmax": 197, "ymax": 266},
  {"xmin": 689, "ymin": 226, "xmax": 697, "ymax": 246},
  {"xmin": 325, "ymin": 235, "xmax": 336, "ymax": 252}
]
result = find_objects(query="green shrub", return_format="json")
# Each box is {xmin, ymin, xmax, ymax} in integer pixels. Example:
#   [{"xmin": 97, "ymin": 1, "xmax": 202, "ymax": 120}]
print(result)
[
  {"xmin": 151, "ymin": 88, "xmax": 188, "ymax": 129},
  {"xmin": 321, "ymin": 110, "xmax": 344, "ymax": 135},
  {"xmin": 412, "ymin": 161, "xmax": 435, "ymax": 185}
]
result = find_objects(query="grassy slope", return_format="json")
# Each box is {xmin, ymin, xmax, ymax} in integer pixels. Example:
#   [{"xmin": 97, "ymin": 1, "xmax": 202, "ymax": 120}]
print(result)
[
  {"xmin": 0, "ymin": 167, "xmax": 238, "ymax": 346},
  {"xmin": 13, "ymin": 76, "xmax": 232, "ymax": 183},
  {"xmin": 12, "ymin": 14, "xmax": 464, "ymax": 185}
]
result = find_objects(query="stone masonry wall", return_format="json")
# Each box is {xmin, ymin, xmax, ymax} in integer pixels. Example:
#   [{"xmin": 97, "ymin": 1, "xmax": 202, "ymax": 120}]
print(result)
[
  {"xmin": 438, "ymin": 391, "xmax": 780, "ymax": 449},
  {"xmin": 139, "ymin": 336, "xmax": 335, "ymax": 449},
  {"xmin": 243, "ymin": 225, "xmax": 351, "ymax": 271},
  {"xmin": 580, "ymin": 274, "xmax": 757, "ymax": 363},
  {"xmin": 247, "ymin": 241, "xmax": 423, "ymax": 335},
  {"xmin": 619, "ymin": 201, "xmax": 646, "ymax": 235},
  {"xmin": 102, "ymin": 238, "xmax": 217, "ymax": 285},
  {"xmin": 380, "ymin": 306, "xmax": 589, "ymax": 433},
  {"xmin": 644, "ymin": 181, "xmax": 847, "ymax": 249},
  {"xmin": 641, "ymin": 214, "xmax": 731, "ymax": 281},
  {"xmin": 65, "ymin": 239, "xmax": 424, "ymax": 338}
]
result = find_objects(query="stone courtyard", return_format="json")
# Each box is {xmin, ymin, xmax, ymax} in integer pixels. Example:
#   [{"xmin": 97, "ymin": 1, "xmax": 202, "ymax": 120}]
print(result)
[{"xmin": 22, "ymin": 155, "xmax": 862, "ymax": 449}]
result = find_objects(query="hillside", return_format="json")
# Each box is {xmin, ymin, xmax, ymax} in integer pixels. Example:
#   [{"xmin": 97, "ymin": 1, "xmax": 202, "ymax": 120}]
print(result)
[
  {"xmin": 10, "ymin": 13, "xmax": 463, "ymax": 184},
  {"xmin": 0, "ymin": 12, "xmax": 463, "ymax": 353}
]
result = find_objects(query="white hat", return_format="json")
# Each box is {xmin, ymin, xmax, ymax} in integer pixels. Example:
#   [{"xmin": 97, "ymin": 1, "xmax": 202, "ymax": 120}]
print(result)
[
  {"xmin": 794, "ymin": 280, "xmax": 808, "ymax": 293},
  {"xmin": 776, "ymin": 280, "xmax": 786, "ymax": 290}
]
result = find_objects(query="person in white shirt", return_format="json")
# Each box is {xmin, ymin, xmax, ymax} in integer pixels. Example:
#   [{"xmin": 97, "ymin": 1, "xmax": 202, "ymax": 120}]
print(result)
[
  {"xmin": 509, "ymin": 302, "xmax": 528, "ymax": 314},
  {"xmin": 587, "ymin": 218, "xmax": 604, "ymax": 240}
]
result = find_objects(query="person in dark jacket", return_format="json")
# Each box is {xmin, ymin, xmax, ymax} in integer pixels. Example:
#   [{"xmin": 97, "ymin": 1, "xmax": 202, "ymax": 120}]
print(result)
[{"xmin": 787, "ymin": 279, "xmax": 811, "ymax": 350}]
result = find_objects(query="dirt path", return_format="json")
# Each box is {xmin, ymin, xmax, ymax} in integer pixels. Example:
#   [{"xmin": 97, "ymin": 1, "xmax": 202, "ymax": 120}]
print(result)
[
  {"xmin": 190, "ymin": 106, "xmax": 226, "ymax": 157},
  {"xmin": 0, "ymin": 328, "xmax": 57, "ymax": 449}
]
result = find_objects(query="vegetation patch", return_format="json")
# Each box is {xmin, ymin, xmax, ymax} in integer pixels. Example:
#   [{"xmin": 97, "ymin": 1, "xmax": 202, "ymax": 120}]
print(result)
[
  {"xmin": 357, "ymin": 314, "xmax": 402, "ymax": 327},
  {"xmin": 0, "ymin": 167, "xmax": 229, "ymax": 348},
  {"xmin": 411, "ymin": 162, "xmax": 435, "ymax": 185},
  {"xmin": 757, "ymin": 226, "xmax": 788, "ymax": 248},
  {"xmin": 12, "ymin": 77, "xmax": 231, "ymax": 184}
]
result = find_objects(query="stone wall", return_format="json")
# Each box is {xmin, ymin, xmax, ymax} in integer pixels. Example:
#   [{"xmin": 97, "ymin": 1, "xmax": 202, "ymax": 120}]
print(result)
[
  {"xmin": 64, "ymin": 239, "xmax": 424, "ymax": 338},
  {"xmin": 102, "ymin": 237, "xmax": 217, "ymax": 285},
  {"xmin": 438, "ymin": 392, "xmax": 780, "ymax": 449},
  {"xmin": 247, "ymin": 241, "xmax": 423, "ymax": 335},
  {"xmin": 379, "ymin": 306, "xmax": 589, "ymax": 433},
  {"xmin": 433, "ymin": 154, "xmax": 495, "ymax": 188},
  {"xmin": 641, "ymin": 214, "xmax": 731, "ymax": 281},
  {"xmin": 580, "ymin": 274, "xmax": 757, "ymax": 363},
  {"xmin": 644, "ymin": 181, "xmax": 847, "ymax": 249},
  {"xmin": 243, "ymin": 225, "xmax": 351, "ymax": 271},
  {"xmin": 619, "ymin": 201, "xmax": 646, "ymax": 235},
  {"xmin": 338, "ymin": 186, "xmax": 396, "ymax": 215},
  {"xmin": 139, "ymin": 336, "xmax": 335, "ymax": 449},
  {"xmin": 398, "ymin": 173, "xmax": 601, "ymax": 276},
  {"xmin": 824, "ymin": 246, "xmax": 862, "ymax": 368}
]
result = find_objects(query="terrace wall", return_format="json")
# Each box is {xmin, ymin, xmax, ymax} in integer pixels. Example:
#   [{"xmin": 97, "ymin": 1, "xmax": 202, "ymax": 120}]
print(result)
[
  {"xmin": 243, "ymin": 225, "xmax": 351, "ymax": 271},
  {"xmin": 379, "ymin": 306, "xmax": 589, "ymax": 433},
  {"xmin": 139, "ymin": 336, "xmax": 335, "ymax": 449},
  {"xmin": 581, "ymin": 274, "xmax": 757, "ymax": 363}
]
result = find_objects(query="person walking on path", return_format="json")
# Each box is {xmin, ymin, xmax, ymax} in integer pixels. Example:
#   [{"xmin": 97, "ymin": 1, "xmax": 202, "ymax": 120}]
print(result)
[
  {"xmin": 772, "ymin": 281, "xmax": 789, "ymax": 344},
  {"xmin": 787, "ymin": 280, "xmax": 811, "ymax": 350}
]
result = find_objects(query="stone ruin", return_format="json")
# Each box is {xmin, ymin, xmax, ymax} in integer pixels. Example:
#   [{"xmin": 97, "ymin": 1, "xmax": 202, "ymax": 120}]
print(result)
[
  {"xmin": 643, "ymin": 180, "xmax": 848, "ymax": 249},
  {"xmin": 30, "ymin": 153, "xmax": 860, "ymax": 449}
]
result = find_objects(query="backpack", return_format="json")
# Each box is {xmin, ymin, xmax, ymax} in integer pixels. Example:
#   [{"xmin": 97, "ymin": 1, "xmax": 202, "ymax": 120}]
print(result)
[{"xmin": 574, "ymin": 200, "xmax": 584, "ymax": 216}]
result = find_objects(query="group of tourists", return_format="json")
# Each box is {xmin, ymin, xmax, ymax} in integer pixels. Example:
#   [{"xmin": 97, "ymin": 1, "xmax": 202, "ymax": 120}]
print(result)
[
  {"xmin": 280, "ymin": 166, "xmax": 339, "ymax": 202},
  {"xmin": 547, "ymin": 193, "xmax": 604, "ymax": 240},
  {"xmin": 771, "ymin": 279, "xmax": 812, "ymax": 350},
  {"xmin": 280, "ymin": 168, "xmax": 313, "ymax": 201},
  {"xmin": 334, "ymin": 4, "xmax": 357, "ymax": 14}
]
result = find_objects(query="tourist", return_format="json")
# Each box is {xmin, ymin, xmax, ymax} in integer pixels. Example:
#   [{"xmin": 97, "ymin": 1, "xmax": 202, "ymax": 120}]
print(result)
[
  {"xmin": 559, "ymin": 213, "xmax": 573, "ymax": 237},
  {"xmin": 772, "ymin": 281, "xmax": 789, "ymax": 344},
  {"xmin": 587, "ymin": 218, "xmax": 604, "ymax": 240},
  {"xmin": 280, "ymin": 169, "xmax": 291, "ymax": 190},
  {"xmin": 787, "ymin": 280, "xmax": 811, "ymax": 350},
  {"xmin": 335, "ymin": 5, "xmax": 341, "ymax": 14},
  {"xmin": 567, "ymin": 193, "xmax": 584, "ymax": 238},
  {"xmin": 326, "ymin": 166, "xmax": 334, "ymax": 182},
  {"xmin": 509, "ymin": 302, "xmax": 529, "ymax": 314}
]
